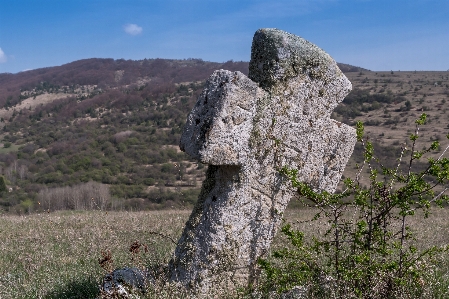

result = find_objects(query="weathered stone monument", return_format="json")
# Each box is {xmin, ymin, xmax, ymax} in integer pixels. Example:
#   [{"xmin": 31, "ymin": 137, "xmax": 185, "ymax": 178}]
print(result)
[{"xmin": 168, "ymin": 28, "xmax": 356, "ymax": 294}]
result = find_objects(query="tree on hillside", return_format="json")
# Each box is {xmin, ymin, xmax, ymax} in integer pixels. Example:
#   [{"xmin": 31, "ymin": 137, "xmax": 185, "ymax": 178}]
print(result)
[{"xmin": 0, "ymin": 176, "xmax": 7, "ymax": 193}]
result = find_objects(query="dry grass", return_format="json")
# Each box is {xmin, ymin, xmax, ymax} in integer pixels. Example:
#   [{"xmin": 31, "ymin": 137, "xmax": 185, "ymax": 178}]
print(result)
[
  {"xmin": 0, "ymin": 207, "xmax": 448, "ymax": 298},
  {"xmin": 0, "ymin": 93, "xmax": 70, "ymax": 122},
  {"xmin": 0, "ymin": 210, "xmax": 188, "ymax": 298},
  {"xmin": 283, "ymin": 206, "xmax": 449, "ymax": 249}
]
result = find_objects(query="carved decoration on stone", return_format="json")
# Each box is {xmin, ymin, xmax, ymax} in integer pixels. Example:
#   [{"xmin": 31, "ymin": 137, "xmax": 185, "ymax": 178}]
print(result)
[{"xmin": 168, "ymin": 28, "xmax": 357, "ymax": 295}]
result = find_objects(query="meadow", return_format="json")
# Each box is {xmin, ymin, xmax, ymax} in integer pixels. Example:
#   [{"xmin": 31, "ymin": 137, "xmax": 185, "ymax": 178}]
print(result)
[
  {"xmin": 0, "ymin": 210, "xmax": 186, "ymax": 298},
  {"xmin": 1, "ymin": 206, "xmax": 448, "ymax": 298}
]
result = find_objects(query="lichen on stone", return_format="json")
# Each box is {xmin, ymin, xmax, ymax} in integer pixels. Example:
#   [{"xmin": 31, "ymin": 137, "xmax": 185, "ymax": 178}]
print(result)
[{"xmin": 169, "ymin": 28, "xmax": 356, "ymax": 295}]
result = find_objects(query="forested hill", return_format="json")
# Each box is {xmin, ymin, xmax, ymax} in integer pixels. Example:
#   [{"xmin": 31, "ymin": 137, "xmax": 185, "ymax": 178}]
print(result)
[
  {"xmin": 0, "ymin": 57, "xmax": 383, "ymax": 213},
  {"xmin": 0, "ymin": 58, "xmax": 249, "ymax": 107},
  {"xmin": 0, "ymin": 59, "xmax": 363, "ymax": 106}
]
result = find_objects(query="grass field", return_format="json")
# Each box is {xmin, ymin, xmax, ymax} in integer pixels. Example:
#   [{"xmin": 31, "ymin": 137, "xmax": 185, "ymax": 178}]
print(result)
[
  {"xmin": 0, "ymin": 207, "xmax": 449, "ymax": 298},
  {"xmin": 0, "ymin": 210, "xmax": 187, "ymax": 298}
]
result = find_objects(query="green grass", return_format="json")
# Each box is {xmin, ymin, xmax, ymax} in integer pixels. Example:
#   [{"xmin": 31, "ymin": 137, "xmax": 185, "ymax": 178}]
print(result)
[
  {"xmin": 0, "ymin": 208, "xmax": 448, "ymax": 298},
  {"xmin": 0, "ymin": 143, "xmax": 20, "ymax": 154}
]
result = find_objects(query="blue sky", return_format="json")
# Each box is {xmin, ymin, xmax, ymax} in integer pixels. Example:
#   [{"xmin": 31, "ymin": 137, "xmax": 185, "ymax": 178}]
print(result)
[{"xmin": 0, "ymin": 0, "xmax": 448, "ymax": 73}]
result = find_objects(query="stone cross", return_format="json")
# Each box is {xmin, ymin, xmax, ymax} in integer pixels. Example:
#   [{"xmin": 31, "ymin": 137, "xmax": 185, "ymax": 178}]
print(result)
[{"xmin": 168, "ymin": 28, "xmax": 356, "ymax": 294}]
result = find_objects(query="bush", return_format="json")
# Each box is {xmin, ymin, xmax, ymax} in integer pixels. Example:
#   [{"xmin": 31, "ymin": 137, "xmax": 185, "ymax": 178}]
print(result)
[
  {"xmin": 0, "ymin": 176, "xmax": 7, "ymax": 193},
  {"xmin": 258, "ymin": 114, "xmax": 449, "ymax": 298}
]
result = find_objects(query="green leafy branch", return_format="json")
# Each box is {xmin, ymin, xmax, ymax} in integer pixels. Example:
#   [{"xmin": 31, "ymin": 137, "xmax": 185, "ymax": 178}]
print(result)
[{"xmin": 259, "ymin": 113, "xmax": 449, "ymax": 298}]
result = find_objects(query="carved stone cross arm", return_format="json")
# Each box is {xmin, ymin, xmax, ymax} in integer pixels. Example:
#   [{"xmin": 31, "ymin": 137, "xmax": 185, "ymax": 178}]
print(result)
[
  {"xmin": 169, "ymin": 28, "xmax": 357, "ymax": 295},
  {"xmin": 179, "ymin": 70, "xmax": 261, "ymax": 166}
]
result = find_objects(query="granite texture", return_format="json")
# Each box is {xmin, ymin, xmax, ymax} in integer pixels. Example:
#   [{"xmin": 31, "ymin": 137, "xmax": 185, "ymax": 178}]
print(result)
[
  {"xmin": 169, "ymin": 28, "xmax": 356, "ymax": 295},
  {"xmin": 100, "ymin": 267, "xmax": 148, "ymax": 298}
]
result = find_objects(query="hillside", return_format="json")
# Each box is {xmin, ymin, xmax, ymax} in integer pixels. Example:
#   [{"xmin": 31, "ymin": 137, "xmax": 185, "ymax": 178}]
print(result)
[
  {"xmin": 337, "ymin": 70, "xmax": 449, "ymax": 186},
  {"xmin": 0, "ymin": 58, "xmax": 250, "ymax": 212},
  {"xmin": 0, "ymin": 58, "xmax": 447, "ymax": 213}
]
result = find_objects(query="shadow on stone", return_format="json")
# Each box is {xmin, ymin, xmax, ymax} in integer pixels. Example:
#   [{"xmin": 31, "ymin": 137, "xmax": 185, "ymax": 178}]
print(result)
[{"xmin": 44, "ymin": 277, "xmax": 99, "ymax": 299}]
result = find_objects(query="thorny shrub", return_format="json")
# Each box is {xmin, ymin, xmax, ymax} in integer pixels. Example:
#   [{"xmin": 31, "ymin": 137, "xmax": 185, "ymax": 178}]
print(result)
[{"xmin": 258, "ymin": 114, "xmax": 449, "ymax": 298}]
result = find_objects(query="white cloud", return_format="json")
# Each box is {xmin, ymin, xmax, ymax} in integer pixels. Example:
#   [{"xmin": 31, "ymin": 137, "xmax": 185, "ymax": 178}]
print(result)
[
  {"xmin": 124, "ymin": 24, "xmax": 143, "ymax": 36},
  {"xmin": 0, "ymin": 48, "xmax": 7, "ymax": 63}
]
